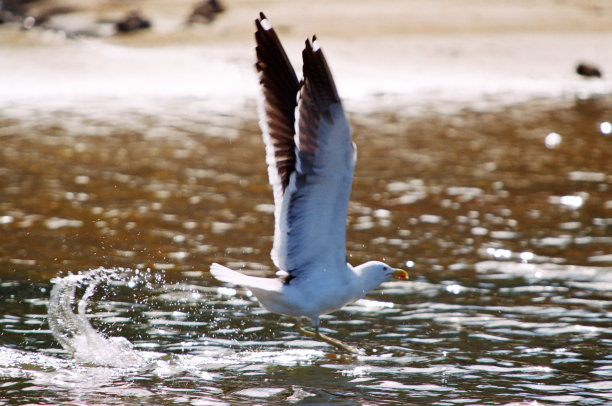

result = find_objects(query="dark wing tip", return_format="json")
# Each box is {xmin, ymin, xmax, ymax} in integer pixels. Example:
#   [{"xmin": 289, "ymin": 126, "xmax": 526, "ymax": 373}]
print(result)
[
  {"xmin": 254, "ymin": 12, "xmax": 300, "ymax": 192},
  {"xmin": 301, "ymin": 34, "xmax": 341, "ymax": 108},
  {"xmin": 255, "ymin": 12, "xmax": 269, "ymax": 31},
  {"xmin": 295, "ymin": 33, "xmax": 344, "ymax": 168}
]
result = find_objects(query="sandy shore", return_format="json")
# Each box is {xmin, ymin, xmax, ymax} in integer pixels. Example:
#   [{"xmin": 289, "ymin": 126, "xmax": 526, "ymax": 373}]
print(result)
[
  {"xmin": 1, "ymin": 0, "xmax": 611, "ymax": 115},
  {"xmin": 7, "ymin": 0, "xmax": 612, "ymax": 42}
]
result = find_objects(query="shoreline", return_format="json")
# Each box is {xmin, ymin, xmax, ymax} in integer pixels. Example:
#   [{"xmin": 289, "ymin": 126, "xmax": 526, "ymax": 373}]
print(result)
[
  {"xmin": 3, "ymin": 93, "xmax": 610, "ymax": 143},
  {"xmin": 1, "ymin": 0, "xmax": 611, "ymax": 117},
  {"xmin": 1, "ymin": 35, "xmax": 610, "ymax": 117}
]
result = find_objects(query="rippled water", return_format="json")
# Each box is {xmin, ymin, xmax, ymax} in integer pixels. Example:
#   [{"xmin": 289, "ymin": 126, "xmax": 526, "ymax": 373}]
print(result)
[{"xmin": 1, "ymin": 96, "xmax": 611, "ymax": 405}]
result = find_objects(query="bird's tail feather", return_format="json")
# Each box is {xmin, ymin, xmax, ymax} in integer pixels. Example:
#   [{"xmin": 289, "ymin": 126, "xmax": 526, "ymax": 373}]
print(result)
[
  {"xmin": 210, "ymin": 263, "xmax": 248, "ymax": 284},
  {"xmin": 210, "ymin": 263, "xmax": 279, "ymax": 292}
]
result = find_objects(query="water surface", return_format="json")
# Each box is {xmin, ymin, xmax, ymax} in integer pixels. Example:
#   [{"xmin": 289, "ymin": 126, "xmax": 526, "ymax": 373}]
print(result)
[{"xmin": 1, "ymin": 96, "xmax": 611, "ymax": 405}]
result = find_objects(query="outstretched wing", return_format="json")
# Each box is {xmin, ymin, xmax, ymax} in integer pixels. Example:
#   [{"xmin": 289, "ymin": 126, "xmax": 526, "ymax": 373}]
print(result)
[
  {"xmin": 255, "ymin": 12, "xmax": 299, "ymax": 194},
  {"xmin": 255, "ymin": 13, "xmax": 300, "ymax": 269},
  {"xmin": 280, "ymin": 37, "xmax": 355, "ymax": 275},
  {"xmin": 255, "ymin": 14, "xmax": 355, "ymax": 274}
]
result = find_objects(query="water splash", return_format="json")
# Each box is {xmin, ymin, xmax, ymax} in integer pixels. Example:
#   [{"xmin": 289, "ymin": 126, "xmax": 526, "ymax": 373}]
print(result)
[
  {"xmin": 46, "ymin": 267, "xmax": 326, "ymax": 374},
  {"xmin": 47, "ymin": 267, "xmax": 145, "ymax": 368}
]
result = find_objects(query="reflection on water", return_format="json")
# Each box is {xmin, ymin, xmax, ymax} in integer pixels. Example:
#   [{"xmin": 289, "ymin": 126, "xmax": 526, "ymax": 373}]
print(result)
[{"xmin": 0, "ymin": 96, "xmax": 611, "ymax": 404}]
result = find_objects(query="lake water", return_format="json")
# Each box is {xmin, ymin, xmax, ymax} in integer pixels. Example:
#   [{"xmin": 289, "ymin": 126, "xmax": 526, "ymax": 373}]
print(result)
[{"xmin": 1, "ymin": 95, "xmax": 611, "ymax": 405}]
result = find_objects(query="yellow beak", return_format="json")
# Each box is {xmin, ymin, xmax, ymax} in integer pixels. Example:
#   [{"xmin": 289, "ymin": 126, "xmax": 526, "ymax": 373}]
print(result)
[{"xmin": 392, "ymin": 268, "xmax": 408, "ymax": 280}]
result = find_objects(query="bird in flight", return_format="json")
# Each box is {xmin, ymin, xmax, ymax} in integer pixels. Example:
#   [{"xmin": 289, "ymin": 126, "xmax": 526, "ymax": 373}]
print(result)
[{"xmin": 211, "ymin": 12, "xmax": 407, "ymax": 354}]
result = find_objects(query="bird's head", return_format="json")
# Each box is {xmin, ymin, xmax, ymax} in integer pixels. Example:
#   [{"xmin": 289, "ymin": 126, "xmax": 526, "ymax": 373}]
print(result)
[{"xmin": 356, "ymin": 260, "xmax": 408, "ymax": 292}]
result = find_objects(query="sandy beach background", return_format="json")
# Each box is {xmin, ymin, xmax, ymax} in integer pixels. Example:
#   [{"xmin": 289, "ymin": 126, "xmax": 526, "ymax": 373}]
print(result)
[
  {"xmin": 5, "ymin": 0, "xmax": 612, "ymax": 42},
  {"xmin": 1, "ymin": 0, "xmax": 611, "ymax": 115}
]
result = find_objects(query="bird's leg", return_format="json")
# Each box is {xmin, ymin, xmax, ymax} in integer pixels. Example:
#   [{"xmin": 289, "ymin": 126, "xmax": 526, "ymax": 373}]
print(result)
[
  {"xmin": 295, "ymin": 318, "xmax": 361, "ymax": 355},
  {"xmin": 295, "ymin": 317, "xmax": 317, "ymax": 339},
  {"xmin": 313, "ymin": 326, "xmax": 361, "ymax": 355}
]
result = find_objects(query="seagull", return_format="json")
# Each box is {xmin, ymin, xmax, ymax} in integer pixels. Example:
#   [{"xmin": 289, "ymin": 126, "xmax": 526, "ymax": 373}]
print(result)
[{"xmin": 210, "ymin": 12, "xmax": 407, "ymax": 354}]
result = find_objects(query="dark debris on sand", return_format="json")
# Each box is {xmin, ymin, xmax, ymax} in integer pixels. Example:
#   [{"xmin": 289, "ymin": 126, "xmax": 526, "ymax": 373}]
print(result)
[
  {"xmin": 187, "ymin": 0, "xmax": 225, "ymax": 24},
  {"xmin": 0, "ymin": 0, "xmax": 227, "ymax": 38},
  {"xmin": 576, "ymin": 62, "xmax": 603, "ymax": 78},
  {"xmin": 115, "ymin": 10, "xmax": 151, "ymax": 33}
]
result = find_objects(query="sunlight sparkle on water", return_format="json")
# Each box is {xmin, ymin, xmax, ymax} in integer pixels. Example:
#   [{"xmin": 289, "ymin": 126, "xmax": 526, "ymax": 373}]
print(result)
[
  {"xmin": 217, "ymin": 286, "xmax": 237, "ymax": 296},
  {"xmin": 519, "ymin": 252, "xmax": 535, "ymax": 262},
  {"xmin": 355, "ymin": 299, "xmax": 394, "ymax": 309},
  {"xmin": 600, "ymin": 121, "xmax": 611, "ymax": 135},
  {"xmin": 544, "ymin": 132, "xmax": 562, "ymax": 149},
  {"xmin": 559, "ymin": 195, "xmax": 584, "ymax": 209},
  {"xmin": 486, "ymin": 247, "xmax": 512, "ymax": 259},
  {"xmin": 445, "ymin": 284, "xmax": 463, "ymax": 295}
]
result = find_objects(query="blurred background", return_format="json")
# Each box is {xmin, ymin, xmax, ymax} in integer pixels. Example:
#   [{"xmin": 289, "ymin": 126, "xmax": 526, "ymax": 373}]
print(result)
[
  {"xmin": 1, "ymin": 0, "xmax": 612, "ymax": 109},
  {"xmin": 1, "ymin": 1, "xmax": 612, "ymax": 405}
]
